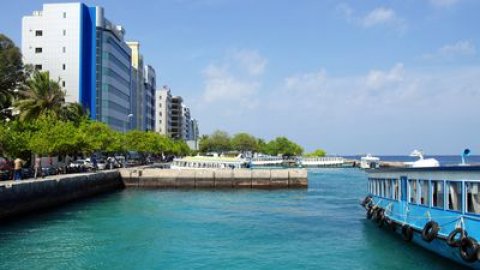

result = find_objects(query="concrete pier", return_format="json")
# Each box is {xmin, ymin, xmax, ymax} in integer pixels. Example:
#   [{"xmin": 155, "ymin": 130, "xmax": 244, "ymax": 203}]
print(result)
[
  {"xmin": 0, "ymin": 171, "xmax": 122, "ymax": 220},
  {"xmin": 0, "ymin": 168, "xmax": 307, "ymax": 220},
  {"xmin": 120, "ymin": 168, "xmax": 308, "ymax": 189}
]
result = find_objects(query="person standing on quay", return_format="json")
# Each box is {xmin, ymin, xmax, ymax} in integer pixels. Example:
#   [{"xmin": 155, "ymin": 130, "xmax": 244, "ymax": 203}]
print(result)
[
  {"xmin": 13, "ymin": 158, "xmax": 24, "ymax": 181},
  {"xmin": 34, "ymin": 156, "xmax": 42, "ymax": 179}
]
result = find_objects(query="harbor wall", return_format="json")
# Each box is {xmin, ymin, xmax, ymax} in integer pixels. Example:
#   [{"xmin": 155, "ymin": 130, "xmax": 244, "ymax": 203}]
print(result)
[
  {"xmin": 0, "ymin": 168, "xmax": 307, "ymax": 220},
  {"xmin": 120, "ymin": 168, "xmax": 308, "ymax": 189},
  {"xmin": 0, "ymin": 171, "xmax": 123, "ymax": 220}
]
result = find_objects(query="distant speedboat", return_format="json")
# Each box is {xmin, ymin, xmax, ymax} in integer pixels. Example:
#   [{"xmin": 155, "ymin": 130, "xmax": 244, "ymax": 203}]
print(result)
[
  {"xmin": 406, "ymin": 150, "xmax": 439, "ymax": 168},
  {"xmin": 360, "ymin": 154, "xmax": 380, "ymax": 169}
]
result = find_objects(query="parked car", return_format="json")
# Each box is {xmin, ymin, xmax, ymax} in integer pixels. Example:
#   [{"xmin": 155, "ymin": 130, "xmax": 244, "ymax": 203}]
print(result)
[
  {"xmin": 97, "ymin": 159, "xmax": 107, "ymax": 170},
  {"xmin": 21, "ymin": 168, "xmax": 34, "ymax": 179},
  {"xmin": 0, "ymin": 157, "xmax": 13, "ymax": 181},
  {"xmin": 42, "ymin": 166, "xmax": 59, "ymax": 176},
  {"xmin": 69, "ymin": 159, "xmax": 92, "ymax": 172}
]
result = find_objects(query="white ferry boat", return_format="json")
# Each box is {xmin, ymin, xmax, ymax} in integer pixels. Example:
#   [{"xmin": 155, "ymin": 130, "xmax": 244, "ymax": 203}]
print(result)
[
  {"xmin": 170, "ymin": 156, "xmax": 248, "ymax": 169},
  {"xmin": 250, "ymin": 156, "xmax": 284, "ymax": 167},
  {"xmin": 361, "ymin": 151, "xmax": 480, "ymax": 268},
  {"xmin": 299, "ymin": 156, "xmax": 347, "ymax": 168}
]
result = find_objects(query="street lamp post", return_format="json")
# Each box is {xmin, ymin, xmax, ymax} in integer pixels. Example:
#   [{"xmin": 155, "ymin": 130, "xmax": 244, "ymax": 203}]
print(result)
[
  {"xmin": 123, "ymin": 113, "xmax": 134, "ymax": 133},
  {"xmin": 123, "ymin": 113, "xmax": 133, "ymax": 167}
]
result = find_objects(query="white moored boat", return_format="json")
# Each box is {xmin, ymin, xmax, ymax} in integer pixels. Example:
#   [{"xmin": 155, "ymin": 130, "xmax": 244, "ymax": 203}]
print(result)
[
  {"xmin": 299, "ymin": 156, "xmax": 345, "ymax": 168},
  {"xmin": 250, "ymin": 156, "xmax": 284, "ymax": 167},
  {"xmin": 360, "ymin": 154, "xmax": 380, "ymax": 169},
  {"xmin": 170, "ymin": 155, "xmax": 248, "ymax": 170}
]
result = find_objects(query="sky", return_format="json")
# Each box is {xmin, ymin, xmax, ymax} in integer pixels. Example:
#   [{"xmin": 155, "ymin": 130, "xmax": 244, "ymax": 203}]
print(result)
[{"xmin": 1, "ymin": 0, "xmax": 480, "ymax": 155}]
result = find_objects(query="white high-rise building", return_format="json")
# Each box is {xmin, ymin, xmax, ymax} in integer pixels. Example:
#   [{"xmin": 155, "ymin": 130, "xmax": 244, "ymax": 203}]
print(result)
[
  {"xmin": 155, "ymin": 86, "xmax": 172, "ymax": 136},
  {"xmin": 22, "ymin": 3, "xmax": 133, "ymax": 131}
]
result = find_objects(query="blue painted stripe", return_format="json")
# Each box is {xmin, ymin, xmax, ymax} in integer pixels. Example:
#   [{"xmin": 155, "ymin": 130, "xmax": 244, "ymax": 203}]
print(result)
[{"xmin": 79, "ymin": 4, "xmax": 97, "ymax": 120}]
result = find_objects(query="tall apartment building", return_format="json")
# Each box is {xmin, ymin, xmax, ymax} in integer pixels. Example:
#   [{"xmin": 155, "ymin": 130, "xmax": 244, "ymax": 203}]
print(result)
[
  {"xmin": 144, "ymin": 65, "xmax": 156, "ymax": 131},
  {"xmin": 170, "ymin": 96, "xmax": 183, "ymax": 139},
  {"xmin": 22, "ymin": 3, "xmax": 133, "ymax": 131},
  {"xmin": 181, "ymin": 105, "xmax": 191, "ymax": 140},
  {"xmin": 155, "ymin": 86, "xmax": 172, "ymax": 136},
  {"xmin": 189, "ymin": 119, "xmax": 199, "ymax": 141},
  {"xmin": 126, "ymin": 41, "xmax": 145, "ymax": 131}
]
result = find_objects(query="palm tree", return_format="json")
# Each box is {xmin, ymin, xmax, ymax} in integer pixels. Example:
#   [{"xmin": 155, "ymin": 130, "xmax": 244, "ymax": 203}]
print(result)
[
  {"xmin": 60, "ymin": 102, "xmax": 88, "ymax": 124},
  {"xmin": 15, "ymin": 71, "xmax": 65, "ymax": 121}
]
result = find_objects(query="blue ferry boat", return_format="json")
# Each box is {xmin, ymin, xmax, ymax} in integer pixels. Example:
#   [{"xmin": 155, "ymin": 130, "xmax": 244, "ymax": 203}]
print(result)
[{"xmin": 362, "ymin": 165, "xmax": 480, "ymax": 268}]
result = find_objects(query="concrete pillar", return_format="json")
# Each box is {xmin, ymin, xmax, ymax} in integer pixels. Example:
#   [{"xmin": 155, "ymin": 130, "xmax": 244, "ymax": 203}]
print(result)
[{"xmin": 251, "ymin": 169, "xmax": 271, "ymax": 188}]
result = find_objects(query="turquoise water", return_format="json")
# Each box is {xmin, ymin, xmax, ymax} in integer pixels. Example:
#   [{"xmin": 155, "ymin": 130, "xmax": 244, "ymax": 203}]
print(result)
[{"xmin": 0, "ymin": 169, "xmax": 462, "ymax": 269}]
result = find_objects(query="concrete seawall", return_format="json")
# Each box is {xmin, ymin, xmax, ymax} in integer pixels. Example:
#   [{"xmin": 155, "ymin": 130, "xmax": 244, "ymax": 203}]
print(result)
[
  {"xmin": 120, "ymin": 168, "xmax": 308, "ymax": 188},
  {"xmin": 0, "ymin": 168, "xmax": 307, "ymax": 220},
  {"xmin": 0, "ymin": 171, "xmax": 123, "ymax": 220}
]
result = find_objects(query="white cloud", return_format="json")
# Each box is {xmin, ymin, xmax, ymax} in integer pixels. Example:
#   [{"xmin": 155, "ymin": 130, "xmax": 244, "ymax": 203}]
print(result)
[
  {"xmin": 361, "ymin": 7, "xmax": 397, "ymax": 27},
  {"xmin": 429, "ymin": 0, "xmax": 459, "ymax": 7},
  {"xmin": 365, "ymin": 63, "xmax": 405, "ymax": 89},
  {"xmin": 423, "ymin": 40, "xmax": 476, "ymax": 60},
  {"xmin": 231, "ymin": 49, "xmax": 267, "ymax": 76},
  {"xmin": 285, "ymin": 70, "xmax": 327, "ymax": 92},
  {"xmin": 269, "ymin": 64, "xmax": 480, "ymax": 153},
  {"xmin": 439, "ymin": 40, "xmax": 476, "ymax": 56},
  {"xmin": 202, "ymin": 64, "xmax": 258, "ymax": 105},
  {"xmin": 199, "ymin": 49, "xmax": 266, "ymax": 116},
  {"xmin": 337, "ymin": 5, "xmax": 406, "ymax": 32}
]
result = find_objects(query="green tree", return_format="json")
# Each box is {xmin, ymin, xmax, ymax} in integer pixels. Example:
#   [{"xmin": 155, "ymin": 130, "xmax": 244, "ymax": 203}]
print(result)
[
  {"xmin": 263, "ymin": 137, "xmax": 303, "ymax": 156},
  {"xmin": 231, "ymin": 132, "xmax": 258, "ymax": 153},
  {"xmin": 0, "ymin": 33, "xmax": 25, "ymax": 120},
  {"xmin": 79, "ymin": 120, "xmax": 117, "ymax": 155},
  {"xmin": 305, "ymin": 149, "xmax": 327, "ymax": 157},
  {"xmin": 198, "ymin": 134, "xmax": 211, "ymax": 153},
  {"xmin": 0, "ymin": 120, "xmax": 32, "ymax": 159},
  {"xmin": 201, "ymin": 130, "xmax": 231, "ymax": 153},
  {"xmin": 15, "ymin": 71, "xmax": 66, "ymax": 122},
  {"xmin": 60, "ymin": 102, "xmax": 88, "ymax": 125}
]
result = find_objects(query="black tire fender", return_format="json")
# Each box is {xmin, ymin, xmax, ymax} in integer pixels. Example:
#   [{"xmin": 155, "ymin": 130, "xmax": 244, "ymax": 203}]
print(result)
[
  {"xmin": 447, "ymin": 228, "xmax": 467, "ymax": 247},
  {"xmin": 421, "ymin": 221, "xmax": 439, "ymax": 243},
  {"xmin": 460, "ymin": 237, "xmax": 478, "ymax": 263},
  {"xmin": 402, "ymin": 224, "xmax": 414, "ymax": 242},
  {"xmin": 375, "ymin": 208, "xmax": 385, "ymax": 227}
]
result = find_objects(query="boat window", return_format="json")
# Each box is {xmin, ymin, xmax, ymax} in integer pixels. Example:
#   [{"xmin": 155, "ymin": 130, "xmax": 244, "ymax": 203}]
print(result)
[
  {"xmin": 385, "ymin": 179, "xmax": 392, "ymax": 198},
  {"xmin": 409, "ymin": 179, "xmax": 418, "ymax": 204},
  {"xmin": 393, "ymin": 179, "xmax": 400, "ymax": 200},
  {"xmin": 466, "ymin": 182, "xmax": 480, "ymax": 214},
  {"xmin": 419, "ymin": 180, "xmax": 429, "ymax": 206},
  {"xmin": 432, "ymin": 180, "xmax": 444, "ymax": 209},
  {"xmin": 375, "ymin": 179, "xmax": 379, "ymax": 196},
  {"xmin": 447, "ymin": 181, "xmax": 462, "ymax": 211}
]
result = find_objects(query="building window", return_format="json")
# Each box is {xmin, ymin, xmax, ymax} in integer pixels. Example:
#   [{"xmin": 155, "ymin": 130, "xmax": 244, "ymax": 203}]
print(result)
[
  {"xmin": 62, "ymin": 47, "xmax": 66, "ymax": 53},
  {"xmin": 34, "ymin": 64, "xmax": 42, "ymax": 70},
  {"xmin": 63, "ymin": 29, "xmax": 66, "ymax": 36},
  {"xmin": 62, "ymin": 64, "xmax": 66, "ymax": 70},
  {"xmin": 35, "ymin": 47, "xmax": 42, "ymax": 53},
  {"xmin": 63, "ymin": 12, "xmax": 66, "ymax": 18},
  {"xmin": 62, "ymin": 81, "xmax": 65, "ymax": 87},
  {"xmin": 35, "ymin": 30, "xmax": 43, "ymax": 36}
]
